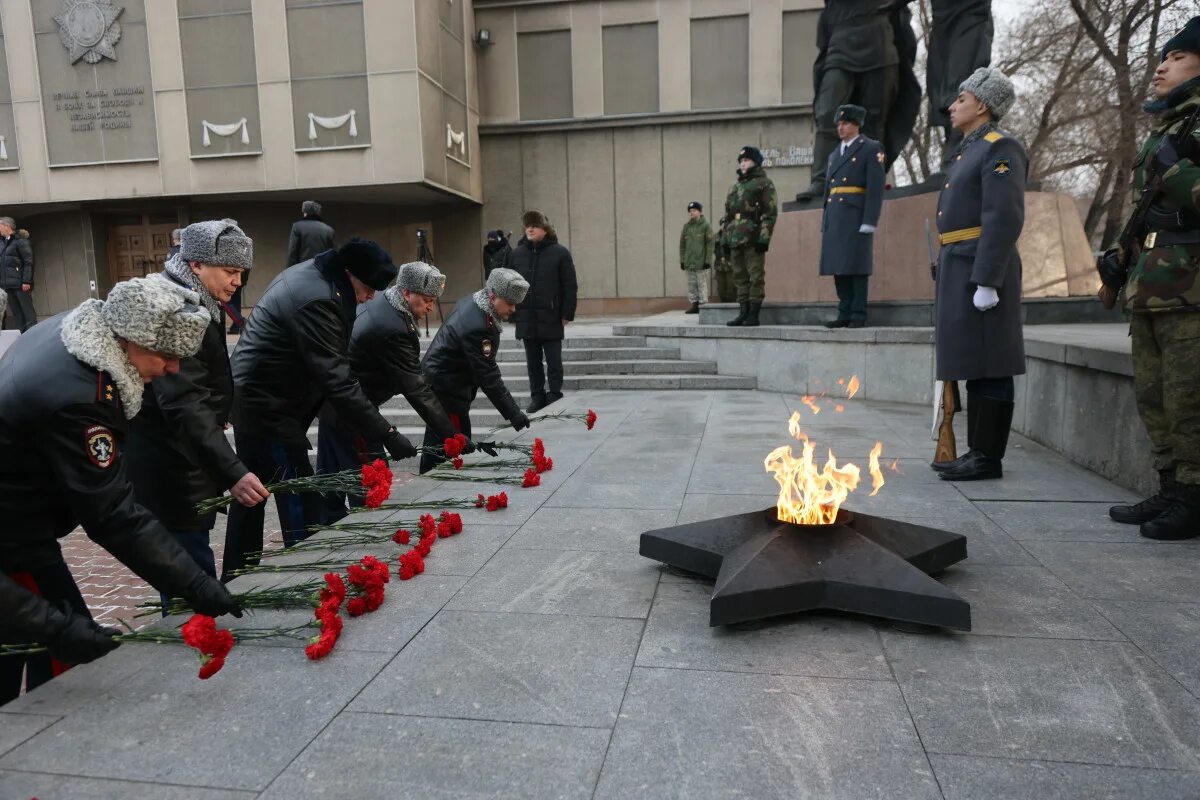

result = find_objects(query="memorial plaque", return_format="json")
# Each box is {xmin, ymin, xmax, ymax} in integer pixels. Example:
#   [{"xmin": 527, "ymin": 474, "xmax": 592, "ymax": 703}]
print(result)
[{"xmin": 33, "ymin": 0, "xmax": 158, "ymax": 165}]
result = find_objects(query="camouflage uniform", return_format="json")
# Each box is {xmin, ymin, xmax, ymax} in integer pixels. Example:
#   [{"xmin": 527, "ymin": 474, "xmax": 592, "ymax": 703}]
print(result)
[
  {"xmin": 679, "ymin": 214, "xmax": 714, "ymax": 305},
  {"xmin": 723, "ymin": 163, "xmax": 778, "ymax": 308},
  {"xmin": 1109, "ymin": 71, "xmax": 1200, "ymax": 539},
  {"xmin": 713, "ymin": 218, "xmax": 735, "ymax": 303}
]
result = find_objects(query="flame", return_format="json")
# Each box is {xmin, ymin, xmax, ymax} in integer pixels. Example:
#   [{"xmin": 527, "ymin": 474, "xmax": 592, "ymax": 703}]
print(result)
[
  {"xmin": 889, "ymin": 458, "xmax": 901, "ymax": 474},
  {"xmin": 767, "ymin": 412, "xmax": 887, "ymax": 525},
  {"xmin": 846, "ymin": 376, "xmax": 861, "ymax": 399},
  {"xmin": 800, "ymin": 395, "xmax": 821, "ymax": 415},
  {"xmin": 834, "ymin": 403, "xmax": 845, "ymax": 413}
]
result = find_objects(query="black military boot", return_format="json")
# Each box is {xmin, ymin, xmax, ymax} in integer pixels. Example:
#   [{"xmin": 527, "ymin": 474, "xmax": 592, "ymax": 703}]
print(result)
[
  {"xmin": 939, "ymin": 395, "xmax": 1013, "ymax": 481},
  {"xmin": 1139, "ymin": 483, "xmax": 1200, "ymax": 540},
  {"xmin": 932, "ymin": 388, "xmax": 978, "ymax": 472},
  {"xmin": 726, "ymin": 302, "xmax": 749, "ymax": 327},
  {"xmin": 743, "ymin": 302, "xmax": 762, "ymax": 327},
  {"xmin": 526, "ymin": 394, "xmax": 548, "ymax": 414},
  {"xmin": 1109, "ymin": 470, "xmax": 1178, "ymax": 525},
  {"xmin": 685, "ymin": 302, "xmax": 700, "ymax": 315}
]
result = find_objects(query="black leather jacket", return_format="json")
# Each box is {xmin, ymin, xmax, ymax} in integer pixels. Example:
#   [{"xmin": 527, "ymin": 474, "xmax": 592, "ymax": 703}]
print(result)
[
  {"xmin": 422, "ymin": 295, "xmax": 521, "ymax": 420},
  {"xmin": 0, "ymin": 232, "xmax": 34, "ymax": 290},
  {"xmin": 230, "ymin": 253, "xmax": 391, "ymax": 449},
  {"xmin": 287, "ymin": 216, "xmax": 336, "ymax": 267},
  {"xmin": 333, "ymin": 293, "xmax": 457, "ymax": 440},
  {"xmin": 127, "ymin": 273, "xmax": 248, "ymax": 532},
  {"xmin": 0, "ymin": 314, "xmax": 218, "ymax": 598}
]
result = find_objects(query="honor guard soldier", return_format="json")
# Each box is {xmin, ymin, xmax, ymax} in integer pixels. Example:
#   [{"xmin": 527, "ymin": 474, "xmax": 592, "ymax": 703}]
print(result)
[
  {"xmin": 679, "ymin": 201, "xmax": 714, "ymax": 314},
  {"xmin": 0, "ymin": 277, "xmax": 243, "ymax": 703},
  {"xmin": 723, "ymin": 146, "xmax": 779, "ymax": 327},
  {"xmin": 223, "ymin": 239, "xmax": 413, "ymax": 577},
  {"xmin": 1101, "ymin": 17, "xmax": 1200, "ymax": 540},
  {"xmin": 315, "ymin": 261, "xmax": 485, "ymax": 522},
  {"xmin": 419, "ymin": 268, "xmax": 532, "ymax": 474},
  {"xmin": 127, "ymin": 220, "xmax": 270, "ymax": 607},
  {"xmin": 930, "ymin": 67, "xmax": 1026, "ymax": 482},
  {"xmin": 820, "ymin": 105, "xmax": 886, "ymax": 328}
]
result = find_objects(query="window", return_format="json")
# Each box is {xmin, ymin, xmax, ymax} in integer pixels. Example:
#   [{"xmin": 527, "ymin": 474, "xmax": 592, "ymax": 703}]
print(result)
[
  {"xmin": 286, "ymin": 0, "xmax": 370, "ymax": 149},
  {"xmin": 602, "ymin": 23, "xmax": 659, "ymax": 116},
  {"xmin": 177, "ymin": 0, "xmax": 261, "ymax": 157},
  {"xmin": 0, "ymin": 11, "xmax": 16, "ymax": 169},
  {"xmin": 782, "ymin": 11, "xmax": 820, "ymax": 104},
  {"xmin": 518, "ymin": 30, "xmax": 573, "ymax": 121},
  {"xmin": 690, "ymin": 16, "xmax": 749, "ymax": 110}
]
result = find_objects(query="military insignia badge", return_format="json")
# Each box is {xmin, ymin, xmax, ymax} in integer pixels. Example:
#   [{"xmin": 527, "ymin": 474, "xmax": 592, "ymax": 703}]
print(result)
[
  {"xmin": 992, "ymin": 158, "xmax": 1011, "ymax": 176},
  {"xmin": 85, "ymin": 425, "xmax": 116, "ymax": 468},
  {"xmin": 482, "ymin": 340, "xmax": 494, "ymax": 358},
  {"xmin": 877, "ymin": 151, "xmax": 886, "ymax": 165}
]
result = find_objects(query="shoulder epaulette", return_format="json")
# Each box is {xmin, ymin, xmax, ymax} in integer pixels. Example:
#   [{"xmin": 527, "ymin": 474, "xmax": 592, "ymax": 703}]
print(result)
[
  {"xmin": 984, "ymin": 131, "xmax": 1004, "ymax": 143},
  {"xmin": 96, "ymin": 370, "xmax": 121, "ymax": 410}
]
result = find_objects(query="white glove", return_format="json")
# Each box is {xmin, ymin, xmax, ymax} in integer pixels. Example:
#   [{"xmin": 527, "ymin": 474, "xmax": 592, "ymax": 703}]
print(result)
[
  {"xmin": 858, "ymin": 224, "xmax": 877, "ymax": 234},
  {"xmin": 973, "ymin": 285, "xmax": 1000, "ymax": 311}
]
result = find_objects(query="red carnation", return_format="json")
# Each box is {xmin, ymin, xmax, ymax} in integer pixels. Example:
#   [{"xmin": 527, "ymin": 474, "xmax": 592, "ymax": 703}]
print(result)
[
  {"xmin": 398, "ymin": 560, "xmax": 416, "ymax": 580},
  {"xmin": 485, "ymin": 495, "xmax": 500, "ymax": 512},
  {"xmin": 586, "ymin": 409, "xmax": 597, "ymax": 430},
  {"xmin": 436, "ymin": 520, "xmax": 453, "ymax": 538},
  {"xmin": 452, "ymin": 456, "xmax": 464, "ymax": 470},
  {"xmin": 443, "ymin": 433, "xmax": 468, "ymax": 458},
  {"xmin": 533, "ymin": 438, "xmax": 545, "ymax": 458},
  {"xmin": 181, "ymin": 614, "xmax": 217, "ymax": 650},
  {"xmin": 305, "ymin": 636, "xmax": 334, "ymax": 660},
  {"xmin": 364, "ymin": 586, "xmax": 385, "ymax": 612},
  {"xmin": 393, "ymin": 529, "xmax": 411, "ymax": 545},
  {"xmin": 522, "ymin": 468, "xmax": 541, "ymax": 488},
  {"xmin": 323, "ymin": 572, "xmax": 347, "ymax": 601},
  {"xmin": 347, "ymin": 596, "xmax": 367, "ymax": 617},
  {"xmin": 475, "ymin": 493, "xmax": 486, "ymax": 508},
  {"xmin": 415, "ymin": 538, "xmax": 433, "ymax": 557},
  {"xmin": 198, "ymin": 655, "xmax": 226, "ymax": 679},
  {"xmin": 497, "ymin": 491, "xmax": 509, "ymax": 508},
  {"xmin": 440, "ymin": 511, "xmax": 463, "ymax": 534}
]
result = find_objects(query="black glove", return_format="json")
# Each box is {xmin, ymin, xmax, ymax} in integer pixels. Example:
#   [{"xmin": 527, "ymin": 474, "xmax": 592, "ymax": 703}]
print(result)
[
  {"xmin": 381, "ymin": 428, "xmax": 418, "ymax": 460},
  {"xmin": 510, "ymin": 411, "xmax": 531, "ymax": 431},
  {"xmin": 754, "ymin": 241, "xmax": 769, "ymax": 254},
  {"xmin": 47, "ymin": 604, "xmax": 121, "ymax": 665},
  {"xmin": 186, "ymin": 574, "xmax": 244, "ymax": 618},
  {"xmin": 1096, "ymin": 248, "xmax": 1128, "ymax": 290},
  {"xmin": 475, "ymin": 440, "xmax": 499, "ymax": 457}
]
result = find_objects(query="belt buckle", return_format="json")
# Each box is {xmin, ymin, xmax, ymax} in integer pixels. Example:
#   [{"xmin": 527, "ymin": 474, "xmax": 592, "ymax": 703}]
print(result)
[{"xmin": 1144, "ymin": 231, "xmax": 1157, "ymax": 249}]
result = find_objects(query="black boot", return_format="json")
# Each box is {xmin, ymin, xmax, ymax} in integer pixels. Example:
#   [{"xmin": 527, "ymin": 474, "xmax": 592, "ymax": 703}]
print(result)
[
  {"xmin": 743, "ymin": 301, "xmax": 761, "ymax": 327},
  {"xmin": 685, "ymin": 302, "xmax": 700, "ymax": 315},
  {"xmin": 526, "ymin": 394, "xmax": 548, "ymax": 414},
  {"xmin": 824, "ymin": 319, "xmax": 849, "ymax": 329},
  {"xmin": 726, "ymin": 302, "xmax": 749, "ymax": 327},
  {"xmin": 939, "ymin": 395, "xmax": 1013, "ymax": 481},
  {"xmin": 932, "ymin": 387, "xmax": 978, "ymax": 472},
  {"xmin": 1110, "ymin": 470, "xmax": 1178, "ymax": 525},
  {"xmin": 1139, "ymin": 483, "xmax": 1200, "ymax": 540}
]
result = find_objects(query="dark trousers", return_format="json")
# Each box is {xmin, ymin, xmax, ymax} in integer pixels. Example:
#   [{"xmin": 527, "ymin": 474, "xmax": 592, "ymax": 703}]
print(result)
[
  {"xmin": 158, "ymin": 529, "xmax": 216, "ymax": 616},
  {"xmin": 810, "ymin": 66, "xmax": 898, "ymax": 187},
  {"xmin": 834, "ymin": 275, "xmax": 870, "ymax": 322},
  {"xmin": 4, "ymin": 288, "xmax": 36, "ymax": 332},
  {"xmin": 221, "ymin": 430, "xmax": 317, "ymax": 580},
  {"xmin": 523, "ymin": 338, "xmax": 564, "ymax": 398},
  {"xmin": 965, "ymin": 376, "xmax": 1015, "ymax": 402},
  {"xmin": 420, "ymin": 393, "xmax": 471, "ymax": 474},
  {"xmin": 315, "ymin": 419, "xmax": 370, "ymax": 525},
  {"xmin": 1, "ymin": 560, "xmax": 89, "ymax": 706}
]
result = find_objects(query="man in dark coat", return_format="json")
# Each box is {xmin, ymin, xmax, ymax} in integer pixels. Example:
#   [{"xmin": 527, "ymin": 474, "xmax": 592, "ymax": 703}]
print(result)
[
  {"xmin": 0, "ymin": 217, "xmax": 36, "ymax": 332},
  {"xmin": 931, "ymin": 67, "xmax": 1025, "ymax": 482},
  {"xmin": 287, "ymin": 200, "xmax": 336, "ymax": 267},
  {"xmin": 0, "ymin": 277, "xmax": 243, "ymax": 703},
  {"xmin": 509, "ymin": 210, "xmax": 578, "ymax": 412},
  {"xmin": 315, "ymin": 260, "xmax": 476, "ymax": 522},
  {"xmin": 795, "ymin": 0, "xmax": 920, "ymax": 201},
  {"xmin": 820, "ymin": 105, "xmax": 886, "ymax": 328},
  {"xmin": 222, "ymin": 238, "xmax": 414, "ymax": 578},
  {"xmin": 128, "ymin": 220, "xmax": 270, "ymax": 606},
  {"xmin": 420, "ymin": 268, "xmax": 531, "ymax": 474},
  {"xmin": 483, "ymin": 229, "xmax": 511, "ymax": 280}
]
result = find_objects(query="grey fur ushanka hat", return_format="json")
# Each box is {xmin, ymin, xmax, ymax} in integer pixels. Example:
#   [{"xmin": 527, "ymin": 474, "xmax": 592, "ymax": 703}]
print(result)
[
  {"xmin": 103, "ymin": 276, "xmax": 211, "ymax": 358},
  {"xmin": 486, "ymin": 267, "xmax": 530, "ymax": 304},
  {"xmin": 181, "ymin": 218, "xmax": 253, "ymax": 271},
  {"xmin": 959, "ymin": 67, "xmax": 1016, "ymax": 120},
  {"xmin": 398, "ymin": 261, "xmax": 446, "ymax": 297}
]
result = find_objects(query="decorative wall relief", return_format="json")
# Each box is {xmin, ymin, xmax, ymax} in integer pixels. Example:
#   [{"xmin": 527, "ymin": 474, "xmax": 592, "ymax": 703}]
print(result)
[
  {"xmin": 307, "ymin": 109, "xmax": 357, "ymax": 142},
  {"xmin": 446, "ymin": 123, "xmax": 465, "ymax": 157},
  {"xmin": 54, "ymin": 0, "xmax": 124, "ymax": 64},
  {"xmin": 201, "ymin": 118, "xmax": 250, "ymax": 147}
]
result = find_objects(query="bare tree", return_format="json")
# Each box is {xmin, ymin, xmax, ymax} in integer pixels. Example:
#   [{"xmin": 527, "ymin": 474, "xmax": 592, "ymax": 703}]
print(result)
[{"xmin": 895, "ymin": 0, "xmax": 943, "ymax": 186}]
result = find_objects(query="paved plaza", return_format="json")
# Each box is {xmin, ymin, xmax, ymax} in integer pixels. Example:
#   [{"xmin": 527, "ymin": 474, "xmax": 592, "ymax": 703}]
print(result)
[{"xmin": 2, "ymin": 388, "xmax": 1199, "ymax": 799}]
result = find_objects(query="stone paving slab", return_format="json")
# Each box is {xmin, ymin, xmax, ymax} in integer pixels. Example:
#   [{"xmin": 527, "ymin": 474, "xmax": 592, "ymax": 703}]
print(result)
[{"xmin": 6, "ymin": 388, "xmax": 1200, "ymax": 797}]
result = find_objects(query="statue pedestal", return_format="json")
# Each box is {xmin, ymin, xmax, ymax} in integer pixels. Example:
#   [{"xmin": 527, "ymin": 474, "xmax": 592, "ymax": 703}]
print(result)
[{"xmin": 764, "ymin": 189, "xmax": 1097, "ymax": 303}]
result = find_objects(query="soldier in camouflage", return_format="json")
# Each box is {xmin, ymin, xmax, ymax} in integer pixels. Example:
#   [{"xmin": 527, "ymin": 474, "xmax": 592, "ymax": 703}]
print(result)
[
  {"xmin": 713, "ymin": 217, "xmax": 735, "ymax": 303},
  {"xmin": 1102, "ymin": 16, "xmax": 1200, "ymax": 540},
  {"xmin": 679, "ymin": 201, "xmax": 714, "ymax": 314},
  {"xmin": 723, "ymin": 146, "xmax": 779, "ymax": 327}
]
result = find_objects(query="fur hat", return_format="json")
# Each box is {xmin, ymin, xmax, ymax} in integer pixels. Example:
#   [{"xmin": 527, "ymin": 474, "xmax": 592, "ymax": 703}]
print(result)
[
  {"xmin": 302, "ymin": 200, "xmax": 322, "ymax": 216},
  {"xmin": 1162, "ymin": 16, "xmax": 1200, "ymax": 60},
  {"xmin": 397, "ymin": 261, "xmax": 446, "ymax": 297},
  {"xmin": 687, "ymin": 201, "xmax": 703, "ymax": 212},
  {"xmin": 181, "ymin": 219, "xmax": 253, "ymax": 271},
  {"xmin": 522, "ymin": 210, "xmax": 549, "ymax": 231},
  {"xmin": 959, "ymin": 67, "xmax": 1016, "ymax": 120},
  {"xmin": 102, "ymin": 276, "xmax": 211, "ymax": 358},
  {"xmin": 836, "ymin": 104, "xmax": 867, "ymax": 126},
  {"xmin": 338, "ymin": 237, "xmax": 398, "ymax": 291},
  {"xmin": 737, "ymin": 146, "xmax": 763, "ymax": 166},
  {"xmin": 486, "ymin": 267, "xmax": 530, "ymax": 304}
]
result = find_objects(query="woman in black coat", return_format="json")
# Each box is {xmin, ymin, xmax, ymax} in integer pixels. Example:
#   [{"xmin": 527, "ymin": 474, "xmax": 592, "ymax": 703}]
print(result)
[{"xmin": 509, "ymin": 211, "xmax": 578, "ymax": 412}]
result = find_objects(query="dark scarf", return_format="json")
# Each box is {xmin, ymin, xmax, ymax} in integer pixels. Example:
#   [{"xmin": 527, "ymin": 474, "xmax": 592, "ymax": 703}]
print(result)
[
  {"xmin": 1143, "ymin": 74, "xmax": 1200, "ymax": 117},
  {"xmin": 954, "ymin": 120, "xmax": 999, "ymax": 159}
]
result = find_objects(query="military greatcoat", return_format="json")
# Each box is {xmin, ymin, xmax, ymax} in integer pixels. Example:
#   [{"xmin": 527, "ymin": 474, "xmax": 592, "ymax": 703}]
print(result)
[
  {"xmin": 819, "ymin": 135, "xmax": 886, "ymax": 277},
  {"xmin": 934, "ymin": 127, "xmax": 1028, "ymax": 380}
]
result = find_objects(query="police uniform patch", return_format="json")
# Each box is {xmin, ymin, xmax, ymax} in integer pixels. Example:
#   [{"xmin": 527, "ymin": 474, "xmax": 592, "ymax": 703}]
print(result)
[
  {"xmin": 482, "ymin": 340, "xmax": 494, "ymax": 358},
  {"xmin": 85, "ymin": 425, "xmax": 116, "ymax": 468},
  {"xmin": 992, "ymin": 158, "xmax": 1011, "ymax": 176}
]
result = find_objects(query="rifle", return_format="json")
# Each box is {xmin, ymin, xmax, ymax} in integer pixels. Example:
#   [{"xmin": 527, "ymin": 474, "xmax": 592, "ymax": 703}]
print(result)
[
  {"xmin": 1099, "ymin": 103, "xmax": 1200, "ymax": 309},
  {"xmin": 932, "ymin": 379, "xmax": 961, "ymax": 465},
  {"xmin": 925, "ymin": 218, "xmax": 937, "ymax": 281}
]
